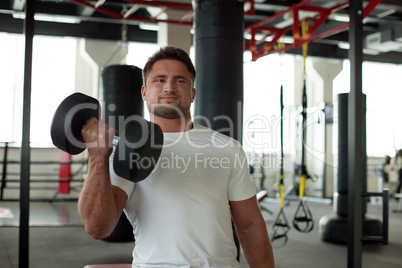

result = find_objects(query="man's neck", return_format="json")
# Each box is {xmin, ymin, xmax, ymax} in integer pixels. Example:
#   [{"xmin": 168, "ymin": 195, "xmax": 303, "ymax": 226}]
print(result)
[{"xmin": 150, "ymin": 114, "xmax": 193, "ymax": 133}]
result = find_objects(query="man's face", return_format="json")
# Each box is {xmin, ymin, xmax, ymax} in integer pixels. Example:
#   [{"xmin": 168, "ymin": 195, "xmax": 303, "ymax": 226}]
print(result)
[{"xmin": 141, "ymin": 59, "xmax": 196, "ymax": 119}]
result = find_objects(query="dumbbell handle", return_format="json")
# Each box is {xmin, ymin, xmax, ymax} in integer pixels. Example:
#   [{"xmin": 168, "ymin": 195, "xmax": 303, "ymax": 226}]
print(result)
[
  {"xmin": 82, "ymin": 119, "xmax": 119, "ymax": 148},
  {"xmin": 112, "ymin": 135, "xmax": 119, "ymax": 147},
  {"xmin": 86, "ymin": 121, "xmax": 152, "ymax": 151}
]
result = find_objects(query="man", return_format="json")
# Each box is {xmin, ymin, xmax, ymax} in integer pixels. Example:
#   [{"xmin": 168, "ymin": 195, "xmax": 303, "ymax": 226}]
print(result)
[
  {"xmin": 390, "ymin": 149, "xmax": 402, "ymax": 198},
  {"xmin": 79, "ymin": 46, "xmax": 275, "ymax": 267}
]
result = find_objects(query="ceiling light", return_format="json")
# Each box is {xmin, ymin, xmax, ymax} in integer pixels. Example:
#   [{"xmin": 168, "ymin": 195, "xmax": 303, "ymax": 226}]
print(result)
[
  {"xmin": 376, "ymin": 9, "xmax": 396, "ymax": 19},
  {"xmin": 12, "ymin": 12, "xmax": 81, "ymax": 24},
  {"xmin": 338, "ymin": 42, "xmax": 349, "ymax": 49},
  {"xmin": 330, "ymin": 14, "xmax": 349, "ymax": 22},
  {"xmin": 139, "ymin": 22, "xmax": 159, "ymax": 31},
  {"xmin": 244, "ymin": 32, "xmax": 293, "ymax": 44},
  {"xmin": 338, "ymin": 42, "xmax": 381, "ymax": 55}
]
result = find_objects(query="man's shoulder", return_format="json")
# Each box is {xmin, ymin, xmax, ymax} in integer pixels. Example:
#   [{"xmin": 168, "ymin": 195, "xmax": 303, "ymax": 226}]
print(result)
[{"xmin": 192, "ymin": 123, "xmax": 241, "ymax": 148}]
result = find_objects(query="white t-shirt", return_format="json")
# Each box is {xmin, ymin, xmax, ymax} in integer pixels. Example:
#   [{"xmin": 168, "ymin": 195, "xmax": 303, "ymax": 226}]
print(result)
[{"xmin": 110, "ymin": 123, "xmax": 257, "ymax": 268}]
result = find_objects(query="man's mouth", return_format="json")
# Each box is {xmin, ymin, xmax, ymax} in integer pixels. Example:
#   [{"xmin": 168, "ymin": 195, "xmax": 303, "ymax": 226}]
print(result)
[{"xmin": 160, "ymin": 95, "xmax": 178, "ymax": 101}]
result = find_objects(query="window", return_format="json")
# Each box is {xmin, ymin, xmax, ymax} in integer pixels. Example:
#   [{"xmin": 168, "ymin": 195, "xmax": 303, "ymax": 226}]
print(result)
[
  {"xmin": 126, "ymin": 42, "xmax": 159, "ymax": 70},
  {"xmin": 0, "ymin": 33, "xmax": 76, "ymax": 146},
  {"xmin": 243, "ymin": 52, "xmax": 294, "ymax": 154},
  {"xmin": 0, "ymin": 34, "xmax": 159, "ymax": 146},
  {"xmin": 333, "ymin": 60, "xmax": 402, "ymax": 156},
  {"xmin": 126, "ymin": 42, "xmax": 159, "ymax": 120},
  {"xmin": 0, "ymin": 33, "xmax": 24, "ymax": 143}
]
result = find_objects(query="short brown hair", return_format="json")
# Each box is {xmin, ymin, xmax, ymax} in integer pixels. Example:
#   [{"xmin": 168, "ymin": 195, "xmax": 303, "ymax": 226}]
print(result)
[{"xmin": 142, "ymin": 46, "xmax": 196, "ymax": 85}]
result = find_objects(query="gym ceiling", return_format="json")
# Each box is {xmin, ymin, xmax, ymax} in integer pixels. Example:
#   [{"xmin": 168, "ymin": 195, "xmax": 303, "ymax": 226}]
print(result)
[{"xmin": 1, "ymin": 0, "xmax": 402, "ymax": 64}]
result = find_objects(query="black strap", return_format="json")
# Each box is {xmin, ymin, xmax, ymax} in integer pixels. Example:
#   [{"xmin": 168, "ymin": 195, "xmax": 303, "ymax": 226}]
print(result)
[
  {"xmin": 271, "ymin": 208, "xmax": 290, "ymax": 248},
  {"xmin": 293, "ymin": 200, "xmax": 314, "ymax": 233},
  {"xmin": 271, "ymin": 83, "xmax": 291, "ymax": 247},
  {"xmin": 292, "ymin": 22, "xmax": 315, "ymax": 233}
]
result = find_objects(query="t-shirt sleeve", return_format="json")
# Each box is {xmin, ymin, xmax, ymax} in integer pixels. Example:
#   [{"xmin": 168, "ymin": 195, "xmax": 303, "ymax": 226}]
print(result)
[
  {"xmin": 109, "ymin": 145, "xmax": 135, "ymax": 198},
  {"xmin": 227, "ymin": 141, "xmax": 257, "ymax": 201}
]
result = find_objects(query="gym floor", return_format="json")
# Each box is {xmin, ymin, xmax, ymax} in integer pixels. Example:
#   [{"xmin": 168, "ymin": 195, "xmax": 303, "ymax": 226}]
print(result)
[{"xmin": 1, "ymin": 198, "xmax": 401, "ymax": 268}]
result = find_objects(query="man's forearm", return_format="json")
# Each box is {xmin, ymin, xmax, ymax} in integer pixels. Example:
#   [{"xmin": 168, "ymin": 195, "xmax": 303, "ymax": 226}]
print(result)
[
  {"xmin": 78, "ymin": 156, "xmax": 120, "ymax": 239},
  {"xmin": 237, "ymin": 220, "xmax": 275, "ymax": 268}
]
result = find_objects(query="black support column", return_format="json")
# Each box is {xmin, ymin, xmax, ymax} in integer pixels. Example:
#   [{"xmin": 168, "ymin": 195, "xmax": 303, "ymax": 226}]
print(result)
[
  {"xmin": 348, "ymin": 0, "xmax": 364, "ymax": 267},
  {"xmin": 19, "ymin": 0, "xmax": 35, "ymax": 267},
  {"xmin": 193, "ymin": 0, "xmax": 244, "ymax": 141}
]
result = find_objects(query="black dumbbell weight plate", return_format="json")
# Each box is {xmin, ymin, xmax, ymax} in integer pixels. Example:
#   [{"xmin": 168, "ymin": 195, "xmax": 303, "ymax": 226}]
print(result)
[
  {"xmin": 113, "ymin": 118, "xmax": 164, "ymax": 182},
  {"xmin": 51, "ymin": 92, "xmax": 100, "ymax": 155}
]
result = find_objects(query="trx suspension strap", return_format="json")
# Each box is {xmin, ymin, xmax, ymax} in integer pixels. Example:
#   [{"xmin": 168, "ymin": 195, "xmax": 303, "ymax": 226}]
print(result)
[
  {"xmin": 293, "ymin": 20, "xmax": 314, "ymax": 233},
  {"xmin": 271, "ymin": 38, "xmax": 290, "ymax": 247}
]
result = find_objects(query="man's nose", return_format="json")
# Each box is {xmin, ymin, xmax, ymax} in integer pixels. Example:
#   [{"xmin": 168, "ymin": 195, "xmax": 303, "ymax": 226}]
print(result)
[{"xmin": 164, "ymin": 80, "xmax": 176, "ymax": 92}]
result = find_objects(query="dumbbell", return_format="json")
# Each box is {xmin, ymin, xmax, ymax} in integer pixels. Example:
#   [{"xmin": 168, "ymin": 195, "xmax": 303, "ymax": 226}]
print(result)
[{"xmin": 50, "ymin": 92, "xmax": 164, "ymax": 182}]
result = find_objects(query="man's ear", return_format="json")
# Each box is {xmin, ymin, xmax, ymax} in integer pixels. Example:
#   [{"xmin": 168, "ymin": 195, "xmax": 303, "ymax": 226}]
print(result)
[
  {"xmin": 191, "ymin": 88, "xmax": 196, "ymax": 103},
  {"xmin": 141, "ymin": 85, "xmax": 147, "ymax": 101}
]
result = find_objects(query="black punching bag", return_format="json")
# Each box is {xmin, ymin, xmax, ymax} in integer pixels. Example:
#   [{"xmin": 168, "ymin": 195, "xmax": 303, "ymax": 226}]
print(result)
[
  {"xmin": 102, "ymin": 65, "xmax": 143, "ymax": 131},
  {"xmin": 193, "ymin": 0, "xmax": 244, "ymax": 141},
  {"xmin": 335, "ymin": 93, "xmax": 367, "ymax": 217},
  {"xmin": 101, "ymin": 64, "xmax": 143, "ymax": 242},
  {"xmin": 319, "ymin": 93, "xmax": 381, "ymax": 244}
]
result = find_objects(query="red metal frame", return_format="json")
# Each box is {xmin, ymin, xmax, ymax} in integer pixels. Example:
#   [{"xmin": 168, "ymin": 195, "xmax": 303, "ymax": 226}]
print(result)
[
  {"xmin": 67, "ymin": 0, "xmax": 193, "ymax": 25},
  {"xmin": 67, "ymin": 0, "xmax": 381, "ymax": 61},
  {"xmin": 245, "ymin": 0, "xmax": 382, "ymax": 61}
]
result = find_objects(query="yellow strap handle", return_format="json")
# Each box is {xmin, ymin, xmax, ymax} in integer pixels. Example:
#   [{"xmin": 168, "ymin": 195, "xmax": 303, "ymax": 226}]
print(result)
[
  {"xmin": 299, "ymin": 175, "xmax": 306, "ymax": 200},
  {"xmin": 279, "ymin": 175, "xmax": 284, "ymax": 209},
  {"xmin": 274, "ymin": 35, "xmax": 286, "ymax": 54}
]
